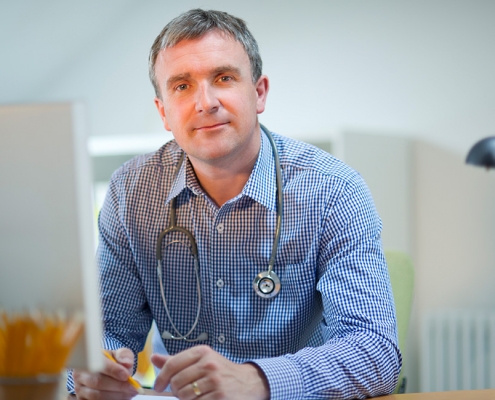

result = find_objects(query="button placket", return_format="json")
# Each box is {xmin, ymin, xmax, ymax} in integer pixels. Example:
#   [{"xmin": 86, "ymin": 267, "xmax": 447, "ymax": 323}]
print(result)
[{"xmin": 211, "ymin": 209, "xmax": 230, "ymax": 350}]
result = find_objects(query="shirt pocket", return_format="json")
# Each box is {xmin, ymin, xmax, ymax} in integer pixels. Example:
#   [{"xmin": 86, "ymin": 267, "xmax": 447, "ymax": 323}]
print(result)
[{"xmin": 235, "ymin": 262, "xmax": 319, "ymax": 356}]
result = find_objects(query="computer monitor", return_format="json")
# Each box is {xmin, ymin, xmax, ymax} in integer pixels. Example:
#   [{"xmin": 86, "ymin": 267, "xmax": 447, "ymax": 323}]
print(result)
[{"xmin": 0, "ymin": 103, "xmax": 103, "ymax": 371}]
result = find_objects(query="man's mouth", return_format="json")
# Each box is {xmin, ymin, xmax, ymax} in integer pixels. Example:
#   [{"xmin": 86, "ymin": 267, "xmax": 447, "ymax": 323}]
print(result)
[{"xmin": 195, "ymin": 122, "xmax": 229, "ymax": 131}]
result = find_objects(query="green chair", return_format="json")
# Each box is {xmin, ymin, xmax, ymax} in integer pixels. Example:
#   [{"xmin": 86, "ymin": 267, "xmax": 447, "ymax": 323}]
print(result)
[{"xmin": 385, "ymin": 250, "xmax": 415, "ymax": 394}]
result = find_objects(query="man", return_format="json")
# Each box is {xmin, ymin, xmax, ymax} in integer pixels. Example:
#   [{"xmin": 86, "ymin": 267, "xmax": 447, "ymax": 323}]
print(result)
[{"xmin": 71, "ymin": 9, "xmax": 401, "ymax": 400}]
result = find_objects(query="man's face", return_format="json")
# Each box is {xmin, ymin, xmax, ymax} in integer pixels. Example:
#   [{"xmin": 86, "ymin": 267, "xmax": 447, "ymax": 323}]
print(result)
[{"xmin": 153, "ymin": 30, "xmax": 269, "ymax": 166}]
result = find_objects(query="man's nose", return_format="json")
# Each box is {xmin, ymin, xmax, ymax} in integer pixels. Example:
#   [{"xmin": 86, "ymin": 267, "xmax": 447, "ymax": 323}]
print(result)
[{"xmin": 195, "ymin": 84, "xmax": 220, "ymax": 114}]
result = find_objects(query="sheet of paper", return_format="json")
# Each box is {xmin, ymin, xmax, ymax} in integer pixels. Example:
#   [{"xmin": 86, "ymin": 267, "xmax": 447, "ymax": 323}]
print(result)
[{"xmin": 134, "ymin": 395, "xmax": 179, "ymax": 400}]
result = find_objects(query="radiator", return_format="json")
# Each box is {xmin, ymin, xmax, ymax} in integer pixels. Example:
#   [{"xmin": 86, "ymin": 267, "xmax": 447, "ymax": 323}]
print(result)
[{"xmin": 421, "ymin": 310, "xmax": 495, "ymax": 392}]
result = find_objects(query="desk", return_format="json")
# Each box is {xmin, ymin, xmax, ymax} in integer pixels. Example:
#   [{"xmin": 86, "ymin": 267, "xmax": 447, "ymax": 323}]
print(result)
[
  {"xmin": 375, "ymin": 389, "xmax": 495, "ymax": 399},
  {"xmin": 63, "ymin": 389, "xmax": 495, "ymax": 399}
]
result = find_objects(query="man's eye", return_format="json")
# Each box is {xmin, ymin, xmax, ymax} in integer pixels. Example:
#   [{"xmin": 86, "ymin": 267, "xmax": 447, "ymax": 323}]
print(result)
[
  {"xmin": 220, "ymin": 76, "xmax": 232, "ymax": 82},
  {"xmin": 176, "ymin": 84, "xmax": 188, "ymax": 91}
]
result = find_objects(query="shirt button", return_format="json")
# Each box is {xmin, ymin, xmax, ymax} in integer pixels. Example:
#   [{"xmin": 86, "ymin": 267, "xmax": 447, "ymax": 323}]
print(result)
[
  {"xmin": 217, "ymin": 334, "xmax": 225, "ymax": 344},
  {"xmin": 216, "ymin": 278, "xmax": 224, "ymax": 288},
  {"xmin": 216, "ymin": 223, "xmax": 224, "ymax": 234}
]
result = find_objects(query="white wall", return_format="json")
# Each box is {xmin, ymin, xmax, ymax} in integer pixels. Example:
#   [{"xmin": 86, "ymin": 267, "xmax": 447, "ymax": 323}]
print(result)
[
  {"xmin": 342, "ymin": 132, "xmax": 412, "ymax": 255},
  {"xmin": 1, "ymin": 1, "xmax": 495, "ymax": 155},
  {"xmin": 414, "ymin": 142, "xmax": 495, "ymax": 312}
]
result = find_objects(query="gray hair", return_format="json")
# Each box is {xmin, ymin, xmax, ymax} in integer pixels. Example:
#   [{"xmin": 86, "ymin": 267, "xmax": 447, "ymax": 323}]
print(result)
[{"xmin": 149, "ymin": 9, "xmax": 263, "ymax": 98}]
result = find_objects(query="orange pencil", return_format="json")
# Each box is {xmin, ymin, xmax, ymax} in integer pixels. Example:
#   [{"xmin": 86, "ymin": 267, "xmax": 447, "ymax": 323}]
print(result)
[{"xmin": 102, "ymin": 350, "xmax": 145, "ymax": 394}]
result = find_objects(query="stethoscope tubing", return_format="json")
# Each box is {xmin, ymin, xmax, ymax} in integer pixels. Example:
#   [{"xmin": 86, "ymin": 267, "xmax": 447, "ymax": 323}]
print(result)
[
  {"xmin": 263, "ymin": 125, "xmax": 283, "ymax": 274},
  {"xmin": 156, "ymin": 124, "xmax": 282, "ymax": 341}
]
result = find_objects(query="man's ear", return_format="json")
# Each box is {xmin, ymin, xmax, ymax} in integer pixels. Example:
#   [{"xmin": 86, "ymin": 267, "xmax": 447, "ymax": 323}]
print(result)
[
  {"xmin": 255, "ymin": 75, "xmax": 269, "ymax": 114},
  {"xmin": 154, "ymin": 97, "xmax": 172, "ymax": 131}
]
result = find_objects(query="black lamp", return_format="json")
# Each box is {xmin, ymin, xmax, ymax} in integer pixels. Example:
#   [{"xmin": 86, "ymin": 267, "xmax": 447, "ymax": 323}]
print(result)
[{"xmin": 466, "ymin": 137, "xmax": 495, "ymax": 169}]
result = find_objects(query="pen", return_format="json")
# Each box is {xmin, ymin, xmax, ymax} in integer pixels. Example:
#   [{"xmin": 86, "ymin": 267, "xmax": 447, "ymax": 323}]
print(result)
[{"xmin": 102, "ymin": 349, "xmax": 145, "ymax": 394}]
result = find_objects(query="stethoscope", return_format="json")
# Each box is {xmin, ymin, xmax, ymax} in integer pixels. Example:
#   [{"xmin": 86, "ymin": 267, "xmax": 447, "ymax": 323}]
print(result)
[{"xmin": 156, "ymin": 124, "xmax": 283, "ymax": 342}]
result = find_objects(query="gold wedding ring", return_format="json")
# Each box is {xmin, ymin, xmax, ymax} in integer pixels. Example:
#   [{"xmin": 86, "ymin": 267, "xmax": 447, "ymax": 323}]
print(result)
[{"xmin": 192, "ymin": 381, "xmax": 202, "ymax": 396}]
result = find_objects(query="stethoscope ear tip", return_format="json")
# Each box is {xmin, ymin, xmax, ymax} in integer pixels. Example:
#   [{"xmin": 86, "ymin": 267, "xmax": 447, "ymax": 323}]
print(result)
[
  {"xmin": 162, "ymin": 330, "xmax": 209, "ymax": 341},
  {"xmin": 162, "ymin": 330, "xmax": 174, "ymax": 340}
]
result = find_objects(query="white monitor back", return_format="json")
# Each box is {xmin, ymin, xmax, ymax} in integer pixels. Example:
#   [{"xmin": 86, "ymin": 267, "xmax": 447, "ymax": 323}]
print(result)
[{"xmin": 0, "ymin": 103, "xmax": 103, "ymax": 371}]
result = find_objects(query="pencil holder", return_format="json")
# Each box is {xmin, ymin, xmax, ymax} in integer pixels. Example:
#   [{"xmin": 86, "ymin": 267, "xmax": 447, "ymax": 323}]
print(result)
[
  {"xmin": 0, "ymin": 374, "xmax": 63, "ymax": 400},
  {"xmin": 0, "ymin": 310, "xmax": 83, "ymax": 400}
]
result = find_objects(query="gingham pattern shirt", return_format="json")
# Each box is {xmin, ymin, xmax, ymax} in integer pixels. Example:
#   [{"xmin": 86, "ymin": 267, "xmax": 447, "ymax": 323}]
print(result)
[{"xmin": 67, "ymin": 130, "xmax": 400, "ymax": 399}]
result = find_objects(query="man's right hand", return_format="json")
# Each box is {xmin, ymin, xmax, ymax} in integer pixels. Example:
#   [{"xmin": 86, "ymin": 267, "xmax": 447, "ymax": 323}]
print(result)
[{"xmin": 73, "ymin": 348, "xmax": 139, "ymax": 400}]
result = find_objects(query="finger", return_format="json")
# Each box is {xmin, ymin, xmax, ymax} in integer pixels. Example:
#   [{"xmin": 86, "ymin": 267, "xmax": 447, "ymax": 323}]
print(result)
[
  {"xmin": 76, "ymin": 370, "xmax": 138, "ymax": 394},
  {"xmin": 168, "ymin": 362, "xmax": 205, "ymax": 394},
  {"xmin": 113, "ymin": 348, "xmax": 135, "ymax": 374},
  {"xmin": 174, "ymin": 376, "xmax": 212, "ymax": 400},
  {"xmin": 102, "ymin": 353, "xmax": 133, "ymax": 382},
  {"xmin": 76, "ymin": 385, "xmax": 137, "ymax": 400},
  {"xmin": 151, "ymin": 353, "xmax": 170, "ymax": 370},
  {"xmin": 153, "ymin": 347, "xmax": 206, "ymax": 392}
]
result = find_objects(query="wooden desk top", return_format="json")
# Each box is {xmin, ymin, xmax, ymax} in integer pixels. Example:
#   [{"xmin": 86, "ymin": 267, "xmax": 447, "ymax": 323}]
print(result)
[{"xmin": 375, "ymin": 389, "xmax": 495, "ymax": 399}]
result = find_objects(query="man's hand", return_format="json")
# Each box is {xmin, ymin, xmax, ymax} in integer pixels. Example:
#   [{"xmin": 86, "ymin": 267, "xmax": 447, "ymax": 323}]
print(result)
[
  {"xmin": 73, "ymin": 348, "xmax": 139, "ymax": 400},
  {"xmin": 152, "ymin": 345, "xmax": 270, "ymax": 400}
]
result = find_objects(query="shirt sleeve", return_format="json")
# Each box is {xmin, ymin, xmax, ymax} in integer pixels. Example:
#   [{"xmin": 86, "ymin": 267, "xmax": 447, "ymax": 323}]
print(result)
[
  {"xmin": 97, "ymin": 174, "xmax": 153, "ymax": 355},
  {"xmin": 251, "ymin": 173, "xmax": 401, "ymax": 399},
  {"xmin": 66, "ymin": 173, "xmax": 153, "ymax": 394}
]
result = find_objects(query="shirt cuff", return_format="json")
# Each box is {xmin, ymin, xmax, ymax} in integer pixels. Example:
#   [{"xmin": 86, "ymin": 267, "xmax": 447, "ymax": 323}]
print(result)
[
  {"xmin": 102, "ymin": 335, "xmax": 139, "ymax": 375},
  {"xmin": 250, "ymin": 355, "xmax": 304, "ymax": 400},
  {"xmin": 66, "ymin": 336, "xmax": 134, "ymax": 394},
  {"xmin": 66, "ymin": 369, "xmax": 76, "ymax": 394},
  {"xmin": 102, "ymin": 334, "xmax": 126, "ymax": 351}
]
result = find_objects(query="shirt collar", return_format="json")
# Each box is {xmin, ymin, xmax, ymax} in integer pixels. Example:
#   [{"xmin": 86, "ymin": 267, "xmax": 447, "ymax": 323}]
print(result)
[
  {"xmin": 165, "ymin": 151, "xmax": 188, "ymax": 205},
  {"xmin": 164, "ymin": 129, "xmax": 278, "ymax": 213},
  {"xmin": 241, "ymin": 129, "xmax": 278, "ymax": 213}
]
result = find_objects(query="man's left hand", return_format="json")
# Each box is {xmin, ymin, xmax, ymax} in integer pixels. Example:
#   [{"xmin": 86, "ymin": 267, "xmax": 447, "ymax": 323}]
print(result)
[{"xmin": 151, "ymin": 345, "xmax": 269, "ymax": 400}]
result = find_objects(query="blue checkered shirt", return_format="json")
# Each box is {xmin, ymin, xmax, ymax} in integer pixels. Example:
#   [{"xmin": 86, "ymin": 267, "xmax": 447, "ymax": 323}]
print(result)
[{"xmin": 67, "ymin": 129, "xmax": 400, "ymax": 399}]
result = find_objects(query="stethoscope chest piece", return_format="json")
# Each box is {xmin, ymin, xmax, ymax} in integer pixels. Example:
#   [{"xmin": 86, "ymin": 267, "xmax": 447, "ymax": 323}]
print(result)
[{"xmin": 253, "ymin": 270, "xmax": 281, "ymax": 298}]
